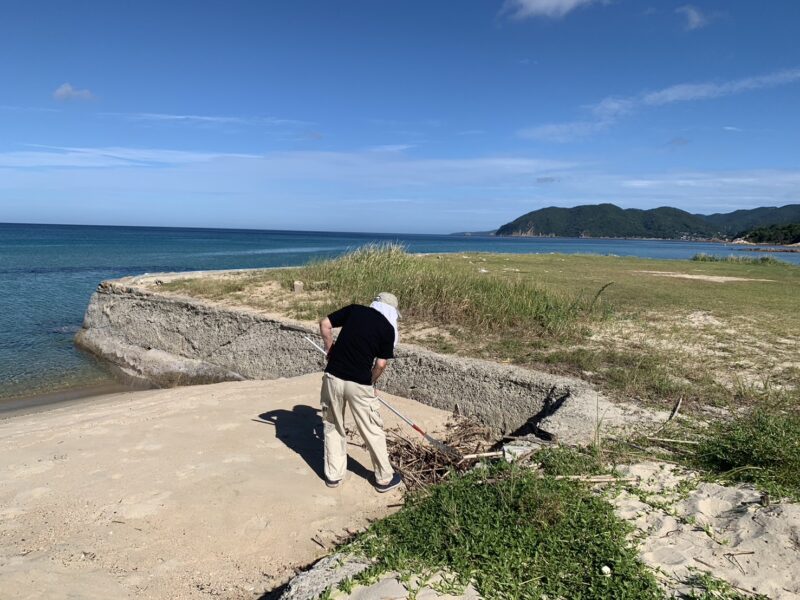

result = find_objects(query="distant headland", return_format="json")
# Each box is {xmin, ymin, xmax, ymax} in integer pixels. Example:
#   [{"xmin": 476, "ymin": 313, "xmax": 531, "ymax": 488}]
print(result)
[{"xmin": 457, "ymin": 203, "xmax": 800, "ymax": 242}]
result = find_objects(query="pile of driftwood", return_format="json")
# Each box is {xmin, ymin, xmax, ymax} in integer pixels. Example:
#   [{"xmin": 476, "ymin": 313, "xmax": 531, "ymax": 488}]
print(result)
[{"xmin": 386, "ymin": 416, "xmax": 493, "ymax": 490}]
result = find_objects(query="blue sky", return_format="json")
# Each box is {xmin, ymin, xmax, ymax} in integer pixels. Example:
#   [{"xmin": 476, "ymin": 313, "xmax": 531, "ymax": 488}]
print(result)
[{"xmin": 1, "ymin": 0, "xmax": 798, "ymax": 233}]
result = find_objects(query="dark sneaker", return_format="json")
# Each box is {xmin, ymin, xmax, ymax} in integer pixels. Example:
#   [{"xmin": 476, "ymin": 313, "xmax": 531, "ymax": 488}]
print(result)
[
  {"xmin": 325, "ymin": 478, "xmax": 342, "ymax": 488},
  {"xmin": 374, "ymin": 473, "xmax": 403, "ymax": 493}
]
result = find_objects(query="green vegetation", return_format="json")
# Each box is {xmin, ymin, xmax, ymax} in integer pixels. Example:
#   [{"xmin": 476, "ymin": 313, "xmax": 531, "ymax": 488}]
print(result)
[
  {"xmin": 705, "ymin": 204, "xmax": 800, "ymax": 237},
  {"xmin": 693, "ymin": 407, "xmax": 800, "ymax": 501},
  {"xmin": 739, "ymin": 222, "xmax": 800, "ymax": 245},
  {"xmin": 684, "ymin": 570, "xmax": 768, "ymax": 600},
  {"xmin": 691, "ymin": 253, "xmax": 787, "ymax": 265},
  {"xmin": 350, "ymin": 461, "xmax": 662, "ymax": 600},
  {"xmin": 162, "ymin": 247, "xmax": 800, "ymax": 412},
  {"xmin": 494, "ymin": 202, "xmax": 800, "ymax": 239},
  {"xmin": 280, "ymin": 244, "xmax": 609, "ymax": 337},
  {"xmin": 495, "ymin": 203, "xmax": 715, "ymax": 238}
]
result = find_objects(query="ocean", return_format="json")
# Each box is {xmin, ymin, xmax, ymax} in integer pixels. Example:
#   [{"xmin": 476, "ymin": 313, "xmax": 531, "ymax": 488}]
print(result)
[{"xmin": 1, "ymin": 222, "xmax": 796, "ymax": 405}]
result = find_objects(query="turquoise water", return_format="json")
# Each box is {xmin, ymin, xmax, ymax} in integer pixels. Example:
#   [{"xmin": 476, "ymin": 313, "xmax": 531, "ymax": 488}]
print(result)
[{"xmin": 1, "ymin": 222, "xmax": 796, "ymax": 402}]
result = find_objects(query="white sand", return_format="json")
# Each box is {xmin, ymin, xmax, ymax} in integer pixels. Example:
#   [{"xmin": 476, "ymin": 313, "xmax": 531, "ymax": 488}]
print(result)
[
  {"xmin": 634, "ymin": 270, "xmax": 775, "ymax": 283},
  {"xmin": 613, "ymin": 462, "xmax": 800, "ymax": 599},
  {"xmin": 0, "ymin": 374, "xmax": 452, "ymax": 599}
]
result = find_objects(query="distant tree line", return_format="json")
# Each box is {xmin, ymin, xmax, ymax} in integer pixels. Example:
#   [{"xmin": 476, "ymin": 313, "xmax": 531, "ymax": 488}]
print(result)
[{"xmin": 741, "ymin": 222, "xmax": 800, "ymax": 245}]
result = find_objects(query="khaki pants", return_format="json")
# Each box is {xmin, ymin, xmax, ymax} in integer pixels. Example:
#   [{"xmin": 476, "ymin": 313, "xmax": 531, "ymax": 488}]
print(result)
[{"xmin": 320, "ymin": 372, "xmax": 394, "ymax": 485}]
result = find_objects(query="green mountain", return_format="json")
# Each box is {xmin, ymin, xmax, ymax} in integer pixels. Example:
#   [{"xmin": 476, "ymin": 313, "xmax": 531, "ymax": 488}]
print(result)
[
  {"xmin": 740, "ymin": 222, "xmax": 800, "ymax": 245},
  {"xmin": 495, "ymin": 203, "xmax": 800, "ymax": 239},
  {"xmin": 704, "ymin": 205, "xmax": 800, "ymax": 234}
]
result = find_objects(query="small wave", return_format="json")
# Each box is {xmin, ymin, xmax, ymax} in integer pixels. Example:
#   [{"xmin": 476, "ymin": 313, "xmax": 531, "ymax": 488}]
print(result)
[
  {"xmin": 50, "ymin": 325, "xmax": 81, "ymax": 335},
  {"xmin": 196, "ymin": 246, "xmax": 342, "ymax": 257}
]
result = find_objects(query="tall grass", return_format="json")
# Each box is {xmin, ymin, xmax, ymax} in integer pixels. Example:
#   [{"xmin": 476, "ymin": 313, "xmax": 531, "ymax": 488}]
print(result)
[
  {"xmin": 690, "ymin": 253, "xmax": 787, "ymax": 265},
  {"xmin": 694, "ymin": 406, "xmax": 800, "ymax": 500},
  {"xmin": 288, "ymin": 244, "xmax": 608, "ymax": 337}
]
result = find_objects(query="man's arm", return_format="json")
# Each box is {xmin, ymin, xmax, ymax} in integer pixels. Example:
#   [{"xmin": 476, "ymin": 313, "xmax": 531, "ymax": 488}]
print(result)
[
  {"xmin": 371, "ymin": 358, "xmax": 388, "ymax": 385},
  {"xmin": 319, "ymin": 317, "xmax": 334, "ymax": 355}
]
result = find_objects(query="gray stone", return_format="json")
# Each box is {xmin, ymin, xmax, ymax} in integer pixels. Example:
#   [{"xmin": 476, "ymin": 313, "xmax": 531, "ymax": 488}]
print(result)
[
  {"xmin": 277, "ymin": 554, "xmax": 372, "ymax": 600},
  {"xmin": 348, "ymin": 576, "xmax": 408, "ymax": 599}
]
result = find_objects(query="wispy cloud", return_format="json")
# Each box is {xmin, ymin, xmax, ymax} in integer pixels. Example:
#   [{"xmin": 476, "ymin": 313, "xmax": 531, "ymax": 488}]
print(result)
[
  {"xmin": 53, "ymin": 83, "xmax": 94, "ymax": 102},
  {"xmin": 367, "ymin": 144, "xmax": 415, "ymax": 153},
  {"xmin": 0, "ymin": 145, "xmax": 258, "ymax": 168},
  {"xmin": 519, "ymin": 67, "xmax": 800, "ymax": 142},
  {"xmin": 666, "ymin": 136, "xmax": 691, "ymax": 147},
  {"xmin": 675, "ymin": 5, "xmax": 709, "ymax": 30},
  {"xmin": 518, "ymin": 120, "xmax": 609, "ymax": 142},
  {"xmin": 501, "ymin": 0, "xmax": 599, "ymax": 19},
  {"xmin": 642, "ymin": 69, "xmax": 800, "ymax": 105},
  {"xmin": 0, "ymin": 105, "xmax": 61, "ymax": 113},
  {"xmin": 106, "ymin": 112, "xmax": 309, "ymax": 128},
  {"xmin": 2, "ymin": 148, "xmax": 795, "ymax": 231},
  {"xmin": 0, "ymin": 146, "xmax": 573, "ymax": 188},
  {"xmin": 723, "ymin": 126, "xmax": 743, "ymax": 132},
  {"xmin": 617, "ymin": 170, "xmax": 800, "ymax": 202}
]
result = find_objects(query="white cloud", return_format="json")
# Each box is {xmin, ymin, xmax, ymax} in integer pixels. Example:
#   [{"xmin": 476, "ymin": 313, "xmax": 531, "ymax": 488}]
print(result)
[
  {"xmin": 723, "ymin": 126, "xmax": 743, "ymax": 132},
  {"xmin": 519, "ymin": 67, "xmax": 800, "ymax": 142},
  {"xmin": 53, "ymin": 83, "xmax": 94, "ymax": 102},
  {"xmin": 502, "ymin": 0, "xmax": 598, "ymax": 19},
  {"xmin": 676, "ymin": 5, "xmax": 708, "ymax": 30}
]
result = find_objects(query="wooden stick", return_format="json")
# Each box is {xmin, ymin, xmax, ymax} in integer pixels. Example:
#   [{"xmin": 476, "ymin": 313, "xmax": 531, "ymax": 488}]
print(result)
[
  {"xmin": 460, "ymin": 451, "xmax": 503, "ymax": 461},
  {"xmin": 476, "ymin": 474, "xmax": 638, "ymax": 485},
  {"xmin": 553, "ymin": 475, "xmax": 639, "ymax": 483},
  {"xmin": 502, "ymin": 434, "xmax": 555, "ymax": 443},
  {"xmin": 650, "ymin": 396, "xmax": 683, "ymax": 436}
]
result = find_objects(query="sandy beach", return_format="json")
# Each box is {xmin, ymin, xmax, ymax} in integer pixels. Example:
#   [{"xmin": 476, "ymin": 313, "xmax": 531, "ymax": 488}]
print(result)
[{"xmin": 0, "ymin": 374, "xmax": 451, "ymax": 599}]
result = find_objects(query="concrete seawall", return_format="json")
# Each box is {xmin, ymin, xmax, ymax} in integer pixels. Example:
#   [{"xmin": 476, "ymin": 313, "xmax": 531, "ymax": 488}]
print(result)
[{"xmin": 76, "ymin": 275, "xmax": 603, "ymax": 434}]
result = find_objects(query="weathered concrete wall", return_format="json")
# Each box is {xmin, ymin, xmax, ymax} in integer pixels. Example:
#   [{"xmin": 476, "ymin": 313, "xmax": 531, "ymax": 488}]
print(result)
[{"xmin": 76, "ymin": 277, "xmax": 599, "ymax": 433}]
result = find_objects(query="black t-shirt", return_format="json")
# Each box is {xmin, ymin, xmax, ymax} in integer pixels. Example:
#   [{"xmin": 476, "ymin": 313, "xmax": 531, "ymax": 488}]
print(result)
[{"xmin": 325, "ymin": 304, "xmax": 395, "ymax": 385}]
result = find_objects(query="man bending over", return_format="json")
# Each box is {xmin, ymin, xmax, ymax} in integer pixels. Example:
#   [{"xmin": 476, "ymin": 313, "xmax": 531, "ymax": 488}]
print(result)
[{"xmin": 318, "ymin": 292, "xmax": 403, "ymax": 492}]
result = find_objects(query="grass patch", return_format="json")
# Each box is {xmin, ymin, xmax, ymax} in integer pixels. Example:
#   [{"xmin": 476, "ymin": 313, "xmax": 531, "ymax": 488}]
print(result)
[
  {"xmin": 351, "ymin": 461, "xmax": 661, "ymax": 599},
  {"xmin": 691, "ymin": 253, "xmax": 787, "ymax": 265},
  {"xmin": 684, "ymin": 569, "xmax": 768, "ymax": 599},
  {"xmin": 693, "ymin": 406, "xmax": 800, "ymax": 500},
  {"xmin": 535, "ymin": 446, "xmax": 608, "ymax": 476},
  {"xmin": 279, "ymin": 244, "xmax": 609, "ymax": 338},
  {"xmin": 160, "ymin": 274, "xmax": 255, "ymax": 300}
]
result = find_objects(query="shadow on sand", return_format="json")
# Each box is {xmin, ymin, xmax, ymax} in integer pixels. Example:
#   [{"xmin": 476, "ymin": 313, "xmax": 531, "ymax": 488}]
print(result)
[{"xmin": 255, "ymin": 404, "xmax": 372, "ymax": 484}]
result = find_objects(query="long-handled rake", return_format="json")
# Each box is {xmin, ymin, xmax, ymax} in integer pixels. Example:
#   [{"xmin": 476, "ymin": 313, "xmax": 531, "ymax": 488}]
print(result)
[{"xmin": 303, "ymin": 335, "xmax": 461, "ymax": 459}]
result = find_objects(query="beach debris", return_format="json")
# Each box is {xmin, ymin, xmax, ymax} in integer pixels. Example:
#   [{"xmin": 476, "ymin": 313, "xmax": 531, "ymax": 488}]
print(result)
[
  {"xmin": 386, "ymin": 416, "xmax": 493, "ymax": 491},
  {"xmin": 293, "ymin": 280, "xmax": 304, "ymax": 293}
]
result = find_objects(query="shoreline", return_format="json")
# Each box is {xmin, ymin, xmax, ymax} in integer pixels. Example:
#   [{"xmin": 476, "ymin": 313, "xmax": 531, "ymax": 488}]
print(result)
[{"xmin": 0, "ymin": 381, "xmax": 139, "ymax": 419}]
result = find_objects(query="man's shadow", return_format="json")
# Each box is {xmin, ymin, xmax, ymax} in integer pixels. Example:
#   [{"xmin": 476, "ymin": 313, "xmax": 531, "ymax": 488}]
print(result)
[{"xmin": 255, "ymin": 405, "xmax": 372, "ymax": 483}]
